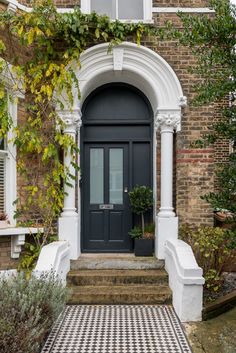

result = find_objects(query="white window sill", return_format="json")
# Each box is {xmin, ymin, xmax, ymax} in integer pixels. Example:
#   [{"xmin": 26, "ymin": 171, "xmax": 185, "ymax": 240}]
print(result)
[
  {"xmin": 0, "ymin": 226, "xmax": 43, "ymax": 236},
  {"xmin": 0, "ymin": 227, "xmax": 44, "ymax": 259},
  {"xmin": 111, "ymin": 19, "xmax": 154, "ymax": 24}
]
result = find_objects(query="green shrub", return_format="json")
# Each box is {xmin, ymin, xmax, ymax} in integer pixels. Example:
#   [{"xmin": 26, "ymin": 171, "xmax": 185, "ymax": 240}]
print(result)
[
  {"xmin": 19, "ymin": 232, "xmax": 57, "ymax": 277},
  {"xmin": 128, "ymin": 223, "xmax": 155, "ymax": 240},
  {"xmin": 128, "ymin": 226, "xmax": 142, "ymax": 239},
  {"xmin": 180, "ymin": 224, "xmax": 236, "ymax": 292},
  {"xmin": 128, "ymin": 185, "xmax": 153, "ymax": 236},
  {"xmin": 0, "ymin": 272, "xmax": 67, "ymax": 353}
]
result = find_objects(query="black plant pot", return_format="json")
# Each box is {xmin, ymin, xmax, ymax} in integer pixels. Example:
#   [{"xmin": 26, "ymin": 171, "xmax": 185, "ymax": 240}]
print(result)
[{"xmin": 134, "ymin": 238, "xmax": 154, "ymax": 257}]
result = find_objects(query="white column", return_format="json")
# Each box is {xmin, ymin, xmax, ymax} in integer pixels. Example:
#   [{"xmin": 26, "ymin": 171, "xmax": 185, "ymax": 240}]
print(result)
[
  {"xmin": 155, "ymin": 111, "xmax": 181, "ymax": 259},
  {"xmin": 157, "ymin": 115, "xmax": 178, "ymax": 217},
  {"xmin": 57, "ymin": 109, "xmax": 82, "ymax": 260}
]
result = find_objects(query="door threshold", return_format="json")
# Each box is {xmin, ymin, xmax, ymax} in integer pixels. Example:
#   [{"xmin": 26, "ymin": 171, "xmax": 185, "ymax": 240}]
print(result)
[{"xmin": 80, "ymin": 253, "xmax": 135, "ymax": 258}]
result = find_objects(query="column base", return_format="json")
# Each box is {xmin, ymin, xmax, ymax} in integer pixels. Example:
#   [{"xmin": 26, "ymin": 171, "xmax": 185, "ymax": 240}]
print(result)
[
  {"xmin": 58, "ymin": 215, "xmax": 80, "ymax": 260},
  {"xmin": 155, "ymin": 216, "xmax": 178, "ymax": 259},
  {"xmin": 60, "ymin": 208, "xmax": 77, "ymax": 217},
  {"xmin": 158, "ymin": 208, "xmax": 175, "ymax": 218}
]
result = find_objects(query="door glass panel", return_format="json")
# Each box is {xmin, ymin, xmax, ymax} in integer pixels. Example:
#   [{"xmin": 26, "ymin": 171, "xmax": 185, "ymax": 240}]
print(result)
[
  {"xmin": 90, "ymin": 148, "xmax": 104, "ymax": 204},
  {"xmin": 91, "ymin": 0, "xmax": 116, "ymax": 19},
  {"xmin": 109, "ymin": 148, "xmax": 123, "ymax": 204},
  {"xmin": 118, "ymin": 0, "xmax": 143, "ymax": 20}
]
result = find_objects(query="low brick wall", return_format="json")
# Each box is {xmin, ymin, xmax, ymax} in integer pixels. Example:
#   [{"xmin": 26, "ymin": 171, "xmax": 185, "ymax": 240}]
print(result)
[{"xmin": 0, "ymin": 236, "xmax": 19, "ymax": 270}]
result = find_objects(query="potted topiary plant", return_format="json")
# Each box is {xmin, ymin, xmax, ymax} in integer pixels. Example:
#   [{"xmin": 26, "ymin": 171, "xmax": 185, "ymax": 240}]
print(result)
[{"xmin": 128, "ymin": 185, "xmax": 154, "ymax": 256}]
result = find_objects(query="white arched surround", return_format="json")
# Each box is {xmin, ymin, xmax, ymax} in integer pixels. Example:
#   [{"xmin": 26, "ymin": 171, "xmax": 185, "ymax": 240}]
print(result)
[{"xmin": 57, "ymin": 42, "xmax": 187, "ymax": 260}]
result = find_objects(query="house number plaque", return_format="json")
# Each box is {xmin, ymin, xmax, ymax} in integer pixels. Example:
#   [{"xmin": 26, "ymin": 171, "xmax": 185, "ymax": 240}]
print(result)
[{"xmin": 99, "ymin": 204, "xmax": 114, "ymax": 210}]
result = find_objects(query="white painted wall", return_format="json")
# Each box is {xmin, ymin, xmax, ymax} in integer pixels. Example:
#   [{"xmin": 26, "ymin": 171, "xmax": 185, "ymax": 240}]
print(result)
[
  {"xmin": 0, "ymin": 269, "xmax": 17, "ymax": 279},
  {"xmin": 165, "ymin": 239, "xmax": 205, "ymax": 322}
]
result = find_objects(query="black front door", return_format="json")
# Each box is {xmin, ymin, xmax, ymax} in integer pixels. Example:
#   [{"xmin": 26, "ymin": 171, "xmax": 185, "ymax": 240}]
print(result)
[
  {"xmin": 81, "ymin": 83, "xmax": 153, "ymax": 252},
  {"xmin": 83, "ymin": 143, "xmax": 132, "ymax": 251}
]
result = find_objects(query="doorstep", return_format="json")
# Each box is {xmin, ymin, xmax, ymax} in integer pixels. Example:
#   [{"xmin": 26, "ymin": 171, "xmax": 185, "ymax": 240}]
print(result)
[{"xmin": 71, "ymin": 254, "xmax": 164, "ymax": 270}]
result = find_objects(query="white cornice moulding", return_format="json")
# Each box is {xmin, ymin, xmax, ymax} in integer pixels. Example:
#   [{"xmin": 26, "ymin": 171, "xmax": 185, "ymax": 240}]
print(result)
[{"xmin": 0, "ymin": 0, "xmax": 215, "ymax": 14}]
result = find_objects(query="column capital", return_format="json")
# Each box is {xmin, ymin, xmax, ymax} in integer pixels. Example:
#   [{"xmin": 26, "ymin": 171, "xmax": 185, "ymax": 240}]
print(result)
[
  {"xmin": 154, "ymin": 111, "xmax": 181, "ymax": 133},
  {"xmin": 57, "ymin": 109, "xmax": 82, "ymax": 133}
]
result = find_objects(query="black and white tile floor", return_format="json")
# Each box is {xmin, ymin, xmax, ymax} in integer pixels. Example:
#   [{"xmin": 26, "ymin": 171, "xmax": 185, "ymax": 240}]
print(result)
[{"xmin": 41, "ymin": 305, "xmax": 192, "ymax": 353}]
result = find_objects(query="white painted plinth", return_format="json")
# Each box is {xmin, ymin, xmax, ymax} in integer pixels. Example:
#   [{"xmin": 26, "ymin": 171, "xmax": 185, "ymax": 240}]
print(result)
[
  {"xmin": 33, "ymin": 241, "xmax": 70, "ymax": 285},
  {"xmin": 165, "ymin": 239, "xmax": 205, "ymax": 322},
  {"xmin": 155, "ymin": 216, "xmax": 178, "ymax": 259},
  {"xmin": 0, "ymin": 269, "xmax": 17, "ymax": 279},
  {"xmin": 58, "ymin": 216, "xmax": 80, "ymax": 260}
]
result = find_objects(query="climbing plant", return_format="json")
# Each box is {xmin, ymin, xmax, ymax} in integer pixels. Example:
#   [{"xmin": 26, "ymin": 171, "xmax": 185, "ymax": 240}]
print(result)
[
  {"xmin": 0, "ymin": 0, "xmax": 153, "ymax": 247},
  {"xmin": 171, "ymin": 0, "xmax": 236, "ymax": 220}
]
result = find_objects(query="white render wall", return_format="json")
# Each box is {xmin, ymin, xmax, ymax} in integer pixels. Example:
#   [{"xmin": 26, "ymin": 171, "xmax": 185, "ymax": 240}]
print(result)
[
  {"xmin": 165, "ymin": 239, "xmax": 205, "ymax": 322},
  {"xmin": 33, "ymin": 241, "xmax": 70, "ymax": 286},
  {"xmin": 0, "ymin": 269, "xmax": 17, "ymax": 279}
]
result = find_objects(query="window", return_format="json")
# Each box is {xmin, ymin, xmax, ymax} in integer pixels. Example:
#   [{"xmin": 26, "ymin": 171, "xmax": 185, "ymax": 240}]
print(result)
[
  {"xmin": 81, "ymin": 0, "xmax": 152, "ymax": 22},
  {"xmin": 0, "ymin": 137, "xmax": 6, "ymax": 214},
  {"xmin": 0, "ymin": 92, "xmax": 17, "ymax": 225},
  {"xmin": 0, "ymin": 97, "xmax": 8, "ymax": 215}
]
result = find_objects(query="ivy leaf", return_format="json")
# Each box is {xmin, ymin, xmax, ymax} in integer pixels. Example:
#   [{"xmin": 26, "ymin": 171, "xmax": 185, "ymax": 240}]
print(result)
[
  {"xmin": 95, "ymin": 28, "xmax": 100, "ymax": 39},
  {"xmin": 18, "ymin": 26, "xmax": 24, "ymax": 37}
]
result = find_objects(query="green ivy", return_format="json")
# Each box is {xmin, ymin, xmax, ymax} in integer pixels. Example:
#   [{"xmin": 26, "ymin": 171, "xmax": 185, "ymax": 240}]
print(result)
[
  {"xmin": 170, "ymin": 0, "xmax": 236, "ymax": 219},
  {"xmin": 0, "ymin": 0, "xmax": 154, "ymax": 256},
  {"xmin": 180, "ymin": 224, "xmax": 236, "ymax": 292}
]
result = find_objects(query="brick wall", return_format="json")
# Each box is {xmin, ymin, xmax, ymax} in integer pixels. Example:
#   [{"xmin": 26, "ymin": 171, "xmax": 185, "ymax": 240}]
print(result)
[
  {"xmin": 176, "ymin": 149, "xmax": 214, "ymax": 225},
  {"xmin": 0, "ymin": 237, "xmax": 18, "ymax": 270},
  {"xmin": 153, "ymin": 0, "xmax": 210, "ymax": 7},
  {"xmin": 0, "ymin": 0, "xmax": 230, "ymax": 268}
]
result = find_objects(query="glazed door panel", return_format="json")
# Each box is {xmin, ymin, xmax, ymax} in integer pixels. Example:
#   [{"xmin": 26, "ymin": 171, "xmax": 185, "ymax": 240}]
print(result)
[{"xmin": 83, "ymin": 143, "xmax": 132, "ymax": 251}]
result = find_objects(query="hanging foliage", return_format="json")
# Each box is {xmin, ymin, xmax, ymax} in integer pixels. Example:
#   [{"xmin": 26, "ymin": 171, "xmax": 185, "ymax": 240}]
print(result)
[{"xmin": 0, "ymin": 0, "xmax": 153, "ymax": 242}]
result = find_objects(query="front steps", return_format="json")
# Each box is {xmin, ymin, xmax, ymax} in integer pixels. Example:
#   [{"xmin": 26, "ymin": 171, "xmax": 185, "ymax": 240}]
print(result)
[{"xmin": 67, "ymin": 255, "xmax": 172, "ymax": 305}]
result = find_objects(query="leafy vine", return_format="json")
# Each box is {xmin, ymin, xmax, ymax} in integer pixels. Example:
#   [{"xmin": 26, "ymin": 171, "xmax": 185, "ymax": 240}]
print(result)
[{"xmin": 0, "ymin": 0, "xmax": 152, "ymax": 250}]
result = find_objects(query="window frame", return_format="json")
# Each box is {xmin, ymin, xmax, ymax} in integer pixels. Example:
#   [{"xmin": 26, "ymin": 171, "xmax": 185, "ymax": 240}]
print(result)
[
  {"xmin": 80, "ymin": 0, "xmax": 153, "ymax": 23},
  {"xmin": 0, "ymin": 65, "xmax": 21, "ymax": 226}
]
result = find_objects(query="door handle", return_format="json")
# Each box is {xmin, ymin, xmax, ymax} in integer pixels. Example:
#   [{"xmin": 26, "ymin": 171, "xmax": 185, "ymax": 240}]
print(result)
[{"xmin": 124, "ymin": 187, "xmax": 128, "ymax": 193}]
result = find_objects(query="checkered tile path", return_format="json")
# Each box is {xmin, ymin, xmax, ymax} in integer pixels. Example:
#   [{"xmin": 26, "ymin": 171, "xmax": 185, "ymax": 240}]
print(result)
[{"xmin": 41, "ymin": 305, "xmax": 192, "ymax": 353}]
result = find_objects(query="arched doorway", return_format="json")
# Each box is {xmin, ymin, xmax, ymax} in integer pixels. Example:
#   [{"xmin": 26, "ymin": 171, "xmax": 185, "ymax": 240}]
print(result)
[
  {"xmin": 81, "ymin": 83, "xmax": 153, "ymax": 252},
  {"xmin": 57, "ymin": 42, "xmax": 185, "ymax": 260}
]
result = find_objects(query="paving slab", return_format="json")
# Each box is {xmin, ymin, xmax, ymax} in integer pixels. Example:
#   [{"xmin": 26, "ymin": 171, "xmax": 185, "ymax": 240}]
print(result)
[
  {"xmin": 71, "ymin": 256, "xmax": 164, "ymax": 270},
  {"xmin": 184, "ymin": 307, "xmax": 236, "ymax": 353},
  {"xmin": 42, "ymin": 305, "xmax": 192, "ymax": 353}
]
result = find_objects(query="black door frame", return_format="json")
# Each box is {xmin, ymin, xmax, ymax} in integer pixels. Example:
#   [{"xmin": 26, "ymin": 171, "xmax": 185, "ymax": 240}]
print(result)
[{"xmin": 80, "ymin": 83, "xmax": 153, "ymax": 253}]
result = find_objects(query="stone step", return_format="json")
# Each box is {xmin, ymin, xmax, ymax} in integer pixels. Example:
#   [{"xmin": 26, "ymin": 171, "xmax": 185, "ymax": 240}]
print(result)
[
  {"xmin": 70, "ymin": 256, "xmax": 164, "ymax": 270},
  {"xmin": 67, "ymin": 269, "xmax": 168, "ymax": 286},
  {"xmin": 67, "ymin": 285, "xmax": 172, "ymax": 305}
]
